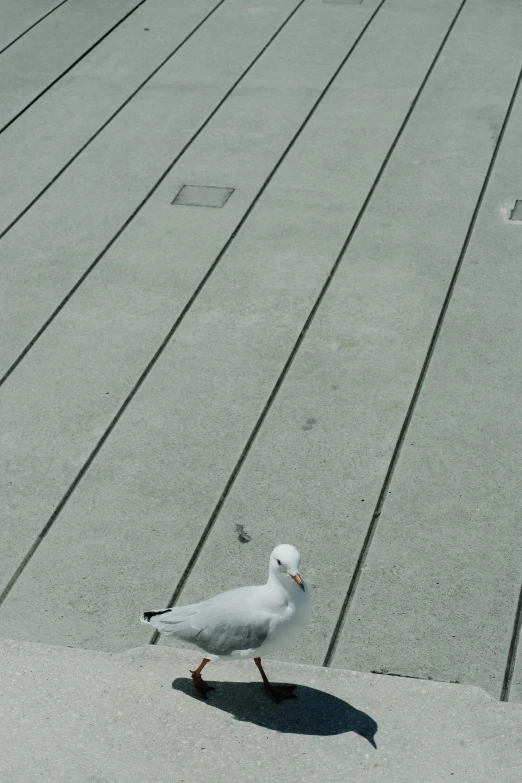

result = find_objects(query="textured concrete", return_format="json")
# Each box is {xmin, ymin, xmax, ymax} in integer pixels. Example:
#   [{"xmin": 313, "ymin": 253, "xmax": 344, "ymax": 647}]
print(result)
[
  {"xmin": 0, "ymin": 0, "xmax": 65, "ymax": 51},
  {"xmin": 0, "ymin": 0, "xmax": 370, "ymax": 594},
  {"xmin": 0, "ymin": 0, "xmax": 465, "ymax": 650},
  {"xmin": 0, "ymin": 0, "xmax": 303, "ymax": 373},
  {"xmin": 0, "ymin": 0, "xmax": 143, "ymax": 127},
  {"xmin": 0, "ymin": 0, "xmax": 224, "ymax": 234},
  {"xmin": 331, "ymin": 45, "xmax": 522, "ymax": 697},
  {"xmin": 166, "ymin": 0, "xmax": 522, "ymax": 698},
  {"xmin": 0, "ymin": 6, "xmax": 521, "ymax": 775},
  {"xmin": 0, "ymin": 640, "xmax": 520, "ymax": 782}
]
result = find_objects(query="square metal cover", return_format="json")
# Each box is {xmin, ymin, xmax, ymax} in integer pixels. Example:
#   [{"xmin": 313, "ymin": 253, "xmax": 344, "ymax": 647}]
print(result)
[
  {"xmin": 509, "ymin": 200, "xmax": 522, "ymax": 221},
  {"xmin": 172, "ymin": 185, "xmax": 234, "ymax": 208}
]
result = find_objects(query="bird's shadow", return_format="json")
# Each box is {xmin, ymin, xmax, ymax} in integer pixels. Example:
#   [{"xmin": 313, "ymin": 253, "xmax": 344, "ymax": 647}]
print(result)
[{"xmin": 172, "ymin": 677, "xmax": 378, "ymax": 746}]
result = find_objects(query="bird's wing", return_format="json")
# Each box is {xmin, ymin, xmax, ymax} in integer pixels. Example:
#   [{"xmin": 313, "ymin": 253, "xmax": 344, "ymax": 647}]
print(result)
[{"xmin": 151, "ymin": 587, "xmax": 271, "ymax": 656}]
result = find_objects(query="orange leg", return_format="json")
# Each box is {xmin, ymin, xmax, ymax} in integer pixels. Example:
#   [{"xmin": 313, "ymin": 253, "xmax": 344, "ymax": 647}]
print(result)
[
  {"xmin": 254, "ymin": 657, "xmax": 297, "ymax": 703},
  {"xmin": 190, "ymin": 658, "xmax": 214, "ymax": 699}
]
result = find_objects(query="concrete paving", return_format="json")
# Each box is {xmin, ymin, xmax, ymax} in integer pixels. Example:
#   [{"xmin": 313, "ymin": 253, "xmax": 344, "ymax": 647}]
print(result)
[
  {"xmin": 1, "ymin": 0, "xmax": 521, "ymax": 776},
  {"xmin": 0, "ymin": 640, "xmax": 521, "ymax": 782},
  {"xmin": 0, "ymin": 0, "xmax": 226, "ymax": 235},
  {"xmin": 1, "ymin": 0, "xmax": 470, "ymax": 650},
  {"xmin": 0, "ymin": 1, "xmax": 67, "ymax": 53},
  {"xmin": 332, "ymin": 51, "xmax": 522, "ymax": 696},
  {"xmin": 0, "ymin": 0, "xmax": 303, "ymax": 370},
  {"xmin": 0, "ymin": 0, "xmax": 146, "ymax": 129}
]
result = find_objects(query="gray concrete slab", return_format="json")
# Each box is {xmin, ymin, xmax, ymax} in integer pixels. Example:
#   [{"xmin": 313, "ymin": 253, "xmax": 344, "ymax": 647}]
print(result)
[
  {"xmin": 331, "ymin": 75, "xmax": 522, "ymax": 699},
  {"xmin": 0, "ymin": 0, "xmax": 144, "ymax": 128},
  {"xmin": 0, "ymin": 0, "xmax": 466, "ymax": 650},
  {"xmin": 0, "ymin": 0, "xmax": 303, "ymax": 375},
  {"xmin": 0, "ymin": 0, "xmax": 225, "ymax": 235},
  {"xmin": 0, "ymin": 640, "xmax": 520, "ymax": 782},
  {"xmin": 0, "ymin": 0, "xmax": 66, "ymax": 52}
]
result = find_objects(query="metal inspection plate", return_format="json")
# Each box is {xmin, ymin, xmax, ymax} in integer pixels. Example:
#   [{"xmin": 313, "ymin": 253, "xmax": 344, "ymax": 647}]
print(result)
[
  {"xmin": 509, "ymin": 200, "xmax": 522, "ymax": 221},
  {"xmin": 172, "ymin": 185, "xmax": 235, "ymax": 208}
]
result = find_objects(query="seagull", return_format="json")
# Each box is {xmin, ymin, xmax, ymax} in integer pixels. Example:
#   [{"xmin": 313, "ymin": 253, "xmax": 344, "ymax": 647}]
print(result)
[{"xmin": 141, "ymin": 544, "xmax": 311, "ymax": 702}]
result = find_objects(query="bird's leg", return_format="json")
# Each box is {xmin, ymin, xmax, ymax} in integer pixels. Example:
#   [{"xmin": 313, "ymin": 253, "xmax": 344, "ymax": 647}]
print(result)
[
  {"xmin": 190, "ymin": 658, "xmax": 214, "ymax": 698},
  {"xmin": 254, "ymin": 657, "xmax": 297, "ymax": 703}
]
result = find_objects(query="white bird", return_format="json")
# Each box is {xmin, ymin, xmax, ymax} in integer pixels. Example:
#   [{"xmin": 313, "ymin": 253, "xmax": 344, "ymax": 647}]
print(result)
[{"xmin": 141, "ymin": 544, "xmax": 311, "ymax": 701}]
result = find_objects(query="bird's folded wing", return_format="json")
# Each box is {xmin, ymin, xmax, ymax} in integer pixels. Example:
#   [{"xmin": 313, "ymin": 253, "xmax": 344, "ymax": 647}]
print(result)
[{"xmin": 157, "ymin": 591, "xmax": 270, "ymax": 656}]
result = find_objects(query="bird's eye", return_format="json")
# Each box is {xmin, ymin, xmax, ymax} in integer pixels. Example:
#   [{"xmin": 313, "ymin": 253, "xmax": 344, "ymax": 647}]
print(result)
[{"xmin": 276, "ymin": 559, "xmax": 281, "ymax": 566}]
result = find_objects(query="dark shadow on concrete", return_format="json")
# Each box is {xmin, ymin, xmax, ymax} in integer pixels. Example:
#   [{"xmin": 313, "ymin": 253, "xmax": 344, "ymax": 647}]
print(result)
[{"xmin": 172, "ymin": 677, "xmax": 378, "ymax": 745}]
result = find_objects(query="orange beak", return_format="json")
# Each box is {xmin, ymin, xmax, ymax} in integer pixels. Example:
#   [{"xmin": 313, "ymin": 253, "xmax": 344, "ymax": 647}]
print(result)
[{"xmin": 291, "ymin": 573, "xmax": 305, "ymax": 592}]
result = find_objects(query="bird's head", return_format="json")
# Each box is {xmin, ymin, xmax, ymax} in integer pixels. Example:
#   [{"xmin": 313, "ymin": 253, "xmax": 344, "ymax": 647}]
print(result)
[{"xmin": 269, "ymin": 544, "xmax": 305, "ymax": 592}]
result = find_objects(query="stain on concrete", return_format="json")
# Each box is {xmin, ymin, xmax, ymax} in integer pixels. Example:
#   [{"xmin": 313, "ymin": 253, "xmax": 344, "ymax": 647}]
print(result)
[{"xmin": 235, "ymin": 523, "xmax": 252, "ymax": 543}]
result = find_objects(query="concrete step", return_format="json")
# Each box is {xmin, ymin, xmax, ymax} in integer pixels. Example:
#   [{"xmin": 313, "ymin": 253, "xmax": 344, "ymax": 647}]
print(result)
[{"xmin": 0, "ymin": 638, "xmax": 520, "ymax": 781}]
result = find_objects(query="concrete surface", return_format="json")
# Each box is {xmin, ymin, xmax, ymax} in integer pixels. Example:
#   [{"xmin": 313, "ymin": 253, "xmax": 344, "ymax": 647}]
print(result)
[
  {"xmin": 1, "ymin": 2, "xmax": 522, "ymax": 777},
  {"xmin": 0, "ymin": 0, "xmax": 304, "ymax": 370},
  {"xmin": 0, "ymin": 0, "xmax": 225, "ymax": 234},
  {"xmin": 0, "ymin": 0, "xmax": 67, "ymax": 53},
  {"xmin": 0, "ymin": 0, "xmax": 370, "ymax": 586},
  {"xmin": 0, "ymin": 0, "xmax": 145, "ymax": 129},
  {"xmin": 0, "ymin": 0, "xmax": 468, "ymax": 649},
  {"xmin": 0, "ymin": 639, "xmax": 520, "ymax": 782},
  {"xmin": 332, "ymin": 52, "xmax": 522, "ymax": 696},
  {"xmin": 159, "ymin": 0, "xmax": 522, "ymax": 698}
]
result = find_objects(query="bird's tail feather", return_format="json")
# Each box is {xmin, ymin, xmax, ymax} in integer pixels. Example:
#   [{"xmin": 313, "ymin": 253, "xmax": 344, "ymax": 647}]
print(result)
[
  {"xmin": 140, "ymin": 606, "xmax": 194, "ymax": 635},
  {"xmin": 140, "ymin": 609, "xmax": 171, "ymax": 626}
]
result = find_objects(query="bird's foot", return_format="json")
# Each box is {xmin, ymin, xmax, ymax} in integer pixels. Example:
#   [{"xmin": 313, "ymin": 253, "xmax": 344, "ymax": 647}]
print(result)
[
  {"xmin": 263, "ymin": 684, "xmax": 297, "ymax": 703},
  {"xmin": 190, "ymin": 671, "xmax": 215, "ymax": 699}
]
